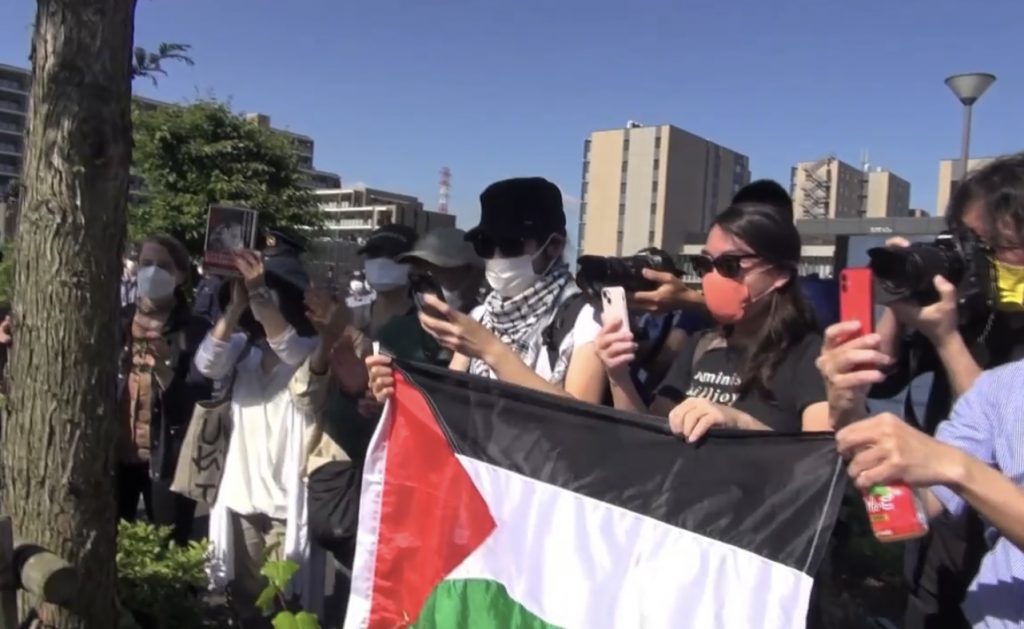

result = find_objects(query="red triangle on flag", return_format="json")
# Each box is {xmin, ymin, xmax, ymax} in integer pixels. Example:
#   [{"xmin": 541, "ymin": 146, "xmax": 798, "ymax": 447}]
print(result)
[{"xmin": 368, "ymin": 371, "xmax": 498, "ymax": 628}]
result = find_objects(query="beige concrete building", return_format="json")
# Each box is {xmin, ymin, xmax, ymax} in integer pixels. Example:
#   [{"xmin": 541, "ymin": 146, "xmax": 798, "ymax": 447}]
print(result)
[
  {"xmin": 578, "ymin": 123, "xmax": 750, "ymax": 257},
  {"xmin": 865, "ymin": 169, "xmax": 911, "ymax": 218},
  {"xmin": 935, "ymin": 156, "xmax": 998, "ymax": 216},
  {"xmin": 791, "ymin": 157, "xmax": 864, "ymax": 219},
  {"xmin": 307, "ymin": 185, "xmax": 455, "ymax": 283}
]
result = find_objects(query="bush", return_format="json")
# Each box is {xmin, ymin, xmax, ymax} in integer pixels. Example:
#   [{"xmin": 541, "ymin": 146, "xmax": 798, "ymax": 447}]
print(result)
[{"xmin": 116, "ymin": 520, "xmax": 210, "ymax": 629}]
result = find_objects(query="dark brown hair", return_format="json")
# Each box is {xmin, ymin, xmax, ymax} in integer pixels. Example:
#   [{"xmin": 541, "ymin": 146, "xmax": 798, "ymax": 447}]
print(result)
[{"xmin": 142, "ymin": 234, "xmax": 191, "ymax": 278}]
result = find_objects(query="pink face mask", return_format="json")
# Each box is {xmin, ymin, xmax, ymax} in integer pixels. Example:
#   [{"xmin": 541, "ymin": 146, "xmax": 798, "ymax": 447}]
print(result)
[{"xmin": 701, "ymin": 271, "xmax": 752, "ymax": 324}]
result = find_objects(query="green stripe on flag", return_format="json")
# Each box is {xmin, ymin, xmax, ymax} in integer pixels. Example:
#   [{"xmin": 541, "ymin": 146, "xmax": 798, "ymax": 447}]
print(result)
[{"xmin": 413, "ymin": 578, "xmax": 562, "ymax": 629}]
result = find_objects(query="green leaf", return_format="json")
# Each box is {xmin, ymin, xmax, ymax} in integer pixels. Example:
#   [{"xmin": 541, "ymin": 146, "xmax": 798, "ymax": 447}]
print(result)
[
  {"xmin": 256, "ymin": 583, "xmax": 278, "ymax": 615},
  {"xmin": 272, "ymin": 611, "xmax": 321, "ymax": 629},
  {"xmin": 260, "ymin": 559, "xmax": 300, "ymax": 591}
]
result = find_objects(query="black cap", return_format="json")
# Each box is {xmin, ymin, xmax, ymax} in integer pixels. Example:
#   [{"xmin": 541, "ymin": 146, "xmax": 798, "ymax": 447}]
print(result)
[
  {"xmin": 264, "ymin": 254, "xmax": 309, "ymax": 293},
  {"xmin": 262, "ymin": 227, "xmax": 307, "ymax": 254},
  {"xmin": 357, "ymin": 224, "xmax": 418, "ymax": 258},
  {"xmin": 466, "ymin": 177, "xmax": 565, "ymax": 242}
]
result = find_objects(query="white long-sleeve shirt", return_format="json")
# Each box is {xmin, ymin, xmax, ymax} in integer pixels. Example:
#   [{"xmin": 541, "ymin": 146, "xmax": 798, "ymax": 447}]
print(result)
[
  {"xmin": 194, "ymin": 329, "xmax": 328, "ymax": 611},
  {"xmin": 193, "ymin": 330, "xmax": 321, "ymax": 518}
]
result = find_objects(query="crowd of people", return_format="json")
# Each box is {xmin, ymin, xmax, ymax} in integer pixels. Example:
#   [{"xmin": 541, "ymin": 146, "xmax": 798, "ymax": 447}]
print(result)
[{"xmin": 93, "ymin": 154, "xmax": 1024, "ymax": 628}]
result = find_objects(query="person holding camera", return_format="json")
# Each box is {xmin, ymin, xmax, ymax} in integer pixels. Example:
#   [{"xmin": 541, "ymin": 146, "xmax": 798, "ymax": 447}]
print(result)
[
  {"xmin": 866, "ymin": 153, "xmax": 1024, "ymax": 629},
  {"xmin": 595, "ymin": 202, "xmax": 830, "ymax": 440},
  {"xmin": 819, "ymin": 318, "xmax": 1024, "ymax": 628},
  {"xmin": 367, "ymin": 177, "xmax": 606, "ymax": 405}
]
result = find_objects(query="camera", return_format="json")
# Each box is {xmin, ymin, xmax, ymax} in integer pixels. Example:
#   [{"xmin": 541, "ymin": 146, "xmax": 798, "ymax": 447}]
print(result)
[
  {"xmin": 576, "ymin": 248, "xmax": 680, "ymax": 299},
  {"xmin": 867, "ymin": 229, "xmax": 993, "ymax": 314}
]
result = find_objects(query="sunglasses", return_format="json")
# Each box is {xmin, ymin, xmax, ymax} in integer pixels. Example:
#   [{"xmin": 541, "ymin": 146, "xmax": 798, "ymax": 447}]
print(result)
[
  {"xmin": 469, "ymin": 234, "xmax": 529, "ymax": 259},
  {"xmin": 689, "ymin": 253, "xmax": 761, "ymax": 279}
]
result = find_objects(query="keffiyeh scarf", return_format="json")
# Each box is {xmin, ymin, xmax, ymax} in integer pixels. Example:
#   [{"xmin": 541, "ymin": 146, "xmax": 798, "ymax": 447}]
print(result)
[{"xmin": 469, "ymin": 263, "xmax": 578, "ymax": 382}]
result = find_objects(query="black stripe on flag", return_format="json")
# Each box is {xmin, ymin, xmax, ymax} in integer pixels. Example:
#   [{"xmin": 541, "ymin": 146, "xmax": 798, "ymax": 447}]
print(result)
[{"xmin": 395, "ymin": 360, "xmax": 845, "ymax": 574}]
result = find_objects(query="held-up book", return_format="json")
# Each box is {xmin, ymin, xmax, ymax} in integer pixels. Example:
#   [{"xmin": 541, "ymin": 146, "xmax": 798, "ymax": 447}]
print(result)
[{"xmin": 203, "ymin": 206, "xmax": 258, "ymax": 277}]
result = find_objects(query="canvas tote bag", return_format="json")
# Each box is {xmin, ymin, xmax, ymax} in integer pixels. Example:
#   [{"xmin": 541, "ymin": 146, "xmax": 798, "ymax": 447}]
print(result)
[{"xmin": 170, "ymin": 359, "xmax": 244, "ymax": 506}]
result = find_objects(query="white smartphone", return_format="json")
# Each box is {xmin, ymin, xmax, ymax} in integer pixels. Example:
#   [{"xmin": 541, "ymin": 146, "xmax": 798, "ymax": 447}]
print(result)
[{"xmin": 601, "ymin": 286, "xmax": 631, "ymax": 334}]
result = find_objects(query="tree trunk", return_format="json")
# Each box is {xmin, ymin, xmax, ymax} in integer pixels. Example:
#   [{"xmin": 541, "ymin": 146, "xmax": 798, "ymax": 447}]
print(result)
[{"xmin": 1, "ymin": 0, "xmax": 136, "ymax": 626}]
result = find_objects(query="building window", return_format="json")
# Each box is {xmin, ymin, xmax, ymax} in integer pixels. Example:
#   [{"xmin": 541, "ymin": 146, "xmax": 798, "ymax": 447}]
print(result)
[
  {"xmin": 653, "ymin": 158, "xmax": 660, "ymax": 172},
  {"xmin": 579, "ymin": 223, "xmax": 586, "ymax": 243},
  {"xmin": 616, "ymin": 231, "xmax": 624, "ymax": 256},
  {"xmin": 623, "ymin": 139, "xmax": 630, "ymax": 152},
  {"xmin": 649, "ymin": 230, "xmax": 656, "ymax": 245},
  {"xmin": 620, "ymin": 182, "xmax": 626, "ymax": 195},
  {"xmin": 584, "ymin": 139, "xmax": 591, "ymax": 157},
  {"xmin": 618, "ymin": 203, "xmax": 626, "ymax": 218},
  {"xmin": 579, "ymin": 202, "xmax": 587, "ymax": 219},
  {"xmin": 581, "ymin": 181, "xmax": 588, "ymax": 197},
  {"xmin": 654, "ymin": 136, "xmax": 661, "ymax": 150},
  {"xmin": 582, "ymin": 160, "xmax": 589, "ymax": 180},
  {"xmin": 621, "ymin": 160, "xmax": 628, "ymax": 173},
  {"xmin": 652, "ymin": 180, "xmax": 659, "ymax": 193}
]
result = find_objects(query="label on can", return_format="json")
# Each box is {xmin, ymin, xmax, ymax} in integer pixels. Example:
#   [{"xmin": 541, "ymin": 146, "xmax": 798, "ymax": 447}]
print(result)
[{"xmin": 863, "ymin": 483, "xmax": 929, "ymax": 542}]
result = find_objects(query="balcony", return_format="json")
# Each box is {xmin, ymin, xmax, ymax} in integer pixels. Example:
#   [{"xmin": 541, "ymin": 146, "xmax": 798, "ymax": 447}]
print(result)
[
  {"xmin": 0, "ymin": 79, "xmax": 27, "ymax": 94},
  {"xmin": 323, "ymin": 218, "xmax": 377, "ymax": 229},
  {"xmin": 0, "ymin": 101, "xmax": 23, "ymax": 116}
]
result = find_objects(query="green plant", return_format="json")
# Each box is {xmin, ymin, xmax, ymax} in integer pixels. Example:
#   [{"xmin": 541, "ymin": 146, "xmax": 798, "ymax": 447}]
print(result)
[
  {"xmin": 257, "ymin": 558, "xmax": 321, "ymax": 629},
  {"xmin": 116, "ymin": 520, "xmax": 210, "ymax": 629}
]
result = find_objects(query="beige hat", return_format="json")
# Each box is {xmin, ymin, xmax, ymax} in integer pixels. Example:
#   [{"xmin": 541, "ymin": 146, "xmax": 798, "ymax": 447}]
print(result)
[{"xmin": 397, "ymin": 227, "xmax": 483, "ymax": 268}]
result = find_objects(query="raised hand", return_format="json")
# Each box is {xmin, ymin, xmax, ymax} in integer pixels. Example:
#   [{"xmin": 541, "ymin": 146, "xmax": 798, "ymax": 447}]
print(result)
[{"xmin": 234, "ymin": 250, "xmax": 266, "ymax": 292}]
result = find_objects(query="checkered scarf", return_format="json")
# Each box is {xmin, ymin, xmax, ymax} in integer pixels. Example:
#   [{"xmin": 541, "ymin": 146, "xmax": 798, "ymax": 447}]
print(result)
[{"xmin": 469, "ymin": 263, "xmax": 574, "ymax": 381}]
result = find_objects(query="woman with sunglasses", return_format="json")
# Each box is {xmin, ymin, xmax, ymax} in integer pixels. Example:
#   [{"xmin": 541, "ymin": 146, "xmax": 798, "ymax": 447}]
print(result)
[
  {"xmin": 596, "ymin": 202, "xmax": 830, "ymax": 441},
  {"xmin": 367, "ymin": 177, "xmax": 606, "ymax": 404}
]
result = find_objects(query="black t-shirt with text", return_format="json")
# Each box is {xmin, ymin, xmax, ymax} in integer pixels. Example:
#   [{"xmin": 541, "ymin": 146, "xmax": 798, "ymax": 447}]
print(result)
[{"xmin": 656, "ymin": 331, "xmax": 826, "ymax": 433}]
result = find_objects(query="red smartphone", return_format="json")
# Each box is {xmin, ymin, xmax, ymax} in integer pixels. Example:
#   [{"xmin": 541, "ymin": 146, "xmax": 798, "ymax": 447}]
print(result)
[{"xmin": 839, "ymin": 267, "xmax": 874, "ymax": 337}]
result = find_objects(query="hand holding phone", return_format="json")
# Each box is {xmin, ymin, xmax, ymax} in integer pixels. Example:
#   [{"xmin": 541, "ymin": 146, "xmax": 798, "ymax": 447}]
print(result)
[
  {"xmin": 839, "ymin": 268, "xmax": 874, "ymax": 339},
  {"xmin": 410, "ymin": 274, "xmax": 445, "ymax": 316},
  {"xmin": 601, "ymin": 286, "xmax": 631, "ymax": 334}
]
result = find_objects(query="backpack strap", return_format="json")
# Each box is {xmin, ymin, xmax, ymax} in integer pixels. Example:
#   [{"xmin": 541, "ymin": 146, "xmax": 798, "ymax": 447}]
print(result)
[{"xmin": 541, "ymin": 292, "xmax": 590, "ymax": 374}]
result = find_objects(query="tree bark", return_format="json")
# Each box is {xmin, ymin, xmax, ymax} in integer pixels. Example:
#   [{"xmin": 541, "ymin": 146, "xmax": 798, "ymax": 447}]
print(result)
[{"xmin": 2, "ymin": 0, "xmax": 136, "ymax": 626}]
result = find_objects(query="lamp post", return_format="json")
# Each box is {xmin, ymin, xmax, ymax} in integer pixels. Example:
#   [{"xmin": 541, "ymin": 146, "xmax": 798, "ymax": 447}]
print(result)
[{"xmin": 945, "ymin": 73, "xmax": 996, "ymax": 183}]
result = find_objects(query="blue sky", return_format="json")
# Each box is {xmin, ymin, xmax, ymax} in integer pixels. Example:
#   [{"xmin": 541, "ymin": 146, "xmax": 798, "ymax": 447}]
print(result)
[{"xmin": 3, "ymin": 0, "xmax": 1023, "ymax": 242}]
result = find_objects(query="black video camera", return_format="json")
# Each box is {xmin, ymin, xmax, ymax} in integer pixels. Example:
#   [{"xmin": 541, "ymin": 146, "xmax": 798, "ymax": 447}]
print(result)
[
  {"xmin": 867, "ymin": 229, "xmax": 994, "ymax": 318},
  {"xmin": 576, "ymin": 248, "xmax": 680, "ymax": 299}
]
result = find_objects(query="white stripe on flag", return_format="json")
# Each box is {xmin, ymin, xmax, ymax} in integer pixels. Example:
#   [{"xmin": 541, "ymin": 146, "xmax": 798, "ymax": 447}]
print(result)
[
  {"xmin": 447, "ymin": 455, "xmax": 815, "ymax": 629},
  {"xmin": 343, "ymin": 399, "xmax": 394, "ymax": 629}
]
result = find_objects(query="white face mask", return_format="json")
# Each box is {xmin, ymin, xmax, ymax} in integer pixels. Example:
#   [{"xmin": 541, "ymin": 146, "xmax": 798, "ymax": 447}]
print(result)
[
  {"xmin": 364, "ymin": 258, "xmax": 410, "ymax": 291},
  {"xmin": 485, "ymin": 235, "xmax": 557, "ymax": 299},
  {"xmin": 136, "ymin": 266, "xmax": 177, "ymax": 302}
]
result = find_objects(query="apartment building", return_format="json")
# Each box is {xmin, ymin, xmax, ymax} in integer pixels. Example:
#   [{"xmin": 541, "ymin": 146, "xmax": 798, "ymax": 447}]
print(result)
[
  {"xmin": 307, "ymin": 184, "xmax": 455, "ymax": 283},
  {"xmin": 792, "ymin": 156, "xmax": 911, "ymax": 219},
  {"xmin": 0, "ymin": 63, "xmax": 341, "ymax": 196},
  {"xmin": 935, "ymin": 156, "xmax": 998, "ymax": 216},
  {"xmin": 243, "ymin": 113, "xmax": 340, "ymax": 189},
  {"xmin": 0, "ymin": 64, "xmax": 28, "ymax": 195},
  {"xmin": 865, "ymin": 169, "xmax": 911, "ymax": 218},
  {"xmin": 791, "ymin": 157, "xmax": 864, "ymax": 219},
  {"xmin": 579, "ymin": 122, "xmax": 750, "ymax": 257}
]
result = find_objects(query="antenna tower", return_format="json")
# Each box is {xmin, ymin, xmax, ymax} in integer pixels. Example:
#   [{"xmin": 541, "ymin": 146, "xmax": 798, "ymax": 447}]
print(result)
[{"xmin": 438, "ymin": 167, "xmax": 451, "ymax": 214}]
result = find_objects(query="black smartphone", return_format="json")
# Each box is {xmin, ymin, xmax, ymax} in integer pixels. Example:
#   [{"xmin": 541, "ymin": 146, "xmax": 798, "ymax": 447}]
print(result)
[{"xmin": 409, "ymin": 274, "xmax": 445, "ymax": 312}]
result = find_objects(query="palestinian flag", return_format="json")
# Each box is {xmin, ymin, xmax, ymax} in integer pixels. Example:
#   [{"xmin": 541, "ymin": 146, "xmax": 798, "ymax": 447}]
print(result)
[{"xmin": 345, "ymin": 362, "xmax": 844, "ymax": 629}]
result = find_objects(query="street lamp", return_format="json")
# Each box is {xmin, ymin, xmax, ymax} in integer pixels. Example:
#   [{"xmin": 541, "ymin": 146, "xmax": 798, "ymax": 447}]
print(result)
[{"xmin": 945, "ymin": 72, "xmax": 996, "ymax": 183}]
